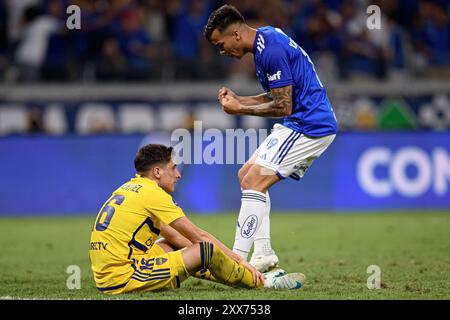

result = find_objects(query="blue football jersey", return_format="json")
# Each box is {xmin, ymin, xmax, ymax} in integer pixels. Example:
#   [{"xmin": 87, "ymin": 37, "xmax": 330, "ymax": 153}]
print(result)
[{"xmin": 253, "ymin": 26, "xmax": 338, "ymax": 137}]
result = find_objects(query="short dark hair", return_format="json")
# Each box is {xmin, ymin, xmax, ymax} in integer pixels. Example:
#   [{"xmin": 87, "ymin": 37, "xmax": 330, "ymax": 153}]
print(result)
[
  {"xmin": 204, "ymin": 4, "xmax": 245, "ymax": 42},
  {"xmin": 134, "ymin": 144, "xmax": 173, "ymax": 174}
]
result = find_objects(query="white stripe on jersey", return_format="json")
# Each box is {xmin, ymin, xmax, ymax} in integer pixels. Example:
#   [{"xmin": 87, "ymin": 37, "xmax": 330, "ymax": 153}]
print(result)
[{"xmin": 257, "ymin": 34, "xmax": 265, "ymax": 53}]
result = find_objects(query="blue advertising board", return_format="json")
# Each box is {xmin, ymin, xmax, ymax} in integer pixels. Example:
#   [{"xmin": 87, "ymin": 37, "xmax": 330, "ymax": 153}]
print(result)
[{"xmin": 0, "ymin": 132, "xmax": 449, "ymax": 215}]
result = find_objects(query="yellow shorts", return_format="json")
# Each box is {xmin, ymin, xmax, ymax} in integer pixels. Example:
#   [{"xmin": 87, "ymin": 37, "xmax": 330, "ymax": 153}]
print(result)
[{"xmin": 105, "ymin": 244, "xmax": 189, "ymax": 294}]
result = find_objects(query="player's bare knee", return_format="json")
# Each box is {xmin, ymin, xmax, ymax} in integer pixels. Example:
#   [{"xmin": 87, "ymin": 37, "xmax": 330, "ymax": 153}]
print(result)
[
  {"xmin": 240, "ymin": 174, "xmax": 258, "ymax": 190},
  {"xmin": 238, "ymin": 166, "xmax": 247, "ymax": 184},
  {"xmin": 241, "ymin": 167, "xmax": 279, "ymax": 192},
  {"xmin": 180, "ymin": 244, "xmax": 202, "ymax": 275}
]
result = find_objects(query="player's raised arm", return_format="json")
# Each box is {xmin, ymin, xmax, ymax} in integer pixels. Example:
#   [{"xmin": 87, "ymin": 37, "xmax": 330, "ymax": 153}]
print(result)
[
  {"xmin": 220, "ymin": 85, "xmax": 292, "ymax": 118},
  {"xmin": 218, "ymin": 87, "xmax": 273, "ymax": 106}
]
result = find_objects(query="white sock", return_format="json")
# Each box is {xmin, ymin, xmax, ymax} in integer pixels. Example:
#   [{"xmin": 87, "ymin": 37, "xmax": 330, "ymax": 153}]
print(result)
[
  {"xmin": 253, "ymin": 191, "xmax": 273, "ymax": 256},
  {"xmin": 232, "ymin": 190, "xmax": 267, "ymax": 260}
]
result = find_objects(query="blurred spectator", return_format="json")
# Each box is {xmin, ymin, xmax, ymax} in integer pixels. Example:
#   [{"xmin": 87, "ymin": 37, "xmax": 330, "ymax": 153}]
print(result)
[
  {"xmin": 386, "ymin": 17, "xmax": 406, "ymax": 79},
  {"xmin": 291, "ymin": 0, "xmax": 342, "ymax": 80},
  {"xmin": 411, "ymin": 1, "xmax": 450, "ymax": 77},
  {"xmin": 96, "ymin": 37, "xmax": 128, "ymax": 81},
  {"xmin": 40, "ymin": 0, "xmax": 70, "ymax": 81},
  {"xmin": 143, "ymin": 0, "xmax": 167, "ymax": 43},
  {"xmin": 14, "ymin": 5, "xmax": 61, "ymax": 82},
  {"xmin": 227, "ymin": 0, "xmax": 260, "ymax": 21},
  {"xmin": 168, "ymin": 0, "xmax": 212, "ymax": 79},
  {"xmin": 0, "ymin": 0, "xmax": 448, "ymax": 82},
  {"xmin": 67, "ymin": 0, "xmax": 123, "ymax": 80},
  {"xmin": 5, "ymin": 0, "xmax": 41, "ymax": 44},
  {"xmin": 338, "ymin": 0, "xmax": 388, "ymax": 80},
  {"xmin": 117, "ymin": 7, "xmax": 156, "ymax": 80},
  {"xmin": 292, "ymin": 0, "xmax": 340, "ymax": 51},
  {"xmin": 0, "ymin": 1, "xmax": 8, "ymax": 81}
]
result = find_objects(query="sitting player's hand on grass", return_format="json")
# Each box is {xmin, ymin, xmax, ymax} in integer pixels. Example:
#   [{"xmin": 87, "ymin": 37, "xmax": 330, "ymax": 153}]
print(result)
[{"xmin": 239, "ymin": 258, "xmax": 265, "ymax": 287}]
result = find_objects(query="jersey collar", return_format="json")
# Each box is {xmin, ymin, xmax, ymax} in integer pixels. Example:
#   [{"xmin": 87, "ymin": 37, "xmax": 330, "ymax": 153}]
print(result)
[{"xmin": 134, "ymin": 174, "xmax": 158, "ymax": 186}]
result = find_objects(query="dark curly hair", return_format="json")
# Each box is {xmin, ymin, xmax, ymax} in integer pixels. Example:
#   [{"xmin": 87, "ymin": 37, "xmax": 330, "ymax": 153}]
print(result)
[
  {"xmin": 134, "ymin": 144, "xmax": 173, "ymax": 174},
  {"xmin": 204, "ymin": 4, "xmax": 245, "ymax": 42}
]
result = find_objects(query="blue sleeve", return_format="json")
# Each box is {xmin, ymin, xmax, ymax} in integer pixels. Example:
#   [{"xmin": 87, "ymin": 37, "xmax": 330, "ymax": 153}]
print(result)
[{"xmin": 261, "ymin": 44, "xmax": 293, "ymax": 89}]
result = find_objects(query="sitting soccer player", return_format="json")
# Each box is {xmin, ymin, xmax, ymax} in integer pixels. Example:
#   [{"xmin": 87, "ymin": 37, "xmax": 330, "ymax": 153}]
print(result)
[{"xmin": 89, "ymin": 144, "xmax": 304, "ymax": 294}]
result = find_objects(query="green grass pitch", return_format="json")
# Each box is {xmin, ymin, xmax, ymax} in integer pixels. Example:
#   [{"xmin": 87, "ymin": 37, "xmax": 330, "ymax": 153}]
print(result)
[{"xmin": 0, "ymin": 212, "xmax": 449, "ymax": 300}]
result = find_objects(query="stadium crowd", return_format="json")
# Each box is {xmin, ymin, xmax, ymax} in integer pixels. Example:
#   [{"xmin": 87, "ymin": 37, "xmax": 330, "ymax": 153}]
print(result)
[{"xmin": 0, "ymin": 0, "xmax": 449, "ymax": 83}]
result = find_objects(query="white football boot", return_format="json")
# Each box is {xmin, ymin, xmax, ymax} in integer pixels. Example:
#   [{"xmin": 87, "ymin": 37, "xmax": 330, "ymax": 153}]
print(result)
[
  {"xmin": 249, "ymin": 250, "xmax": 280, "ymax": 272},
  {"xmin": 263, "ymin": 268, "xmax": 287, "ymax": 280},
  {"xmin": 264, "ymin": 272, "xmax": 305, "ymax": 289}
]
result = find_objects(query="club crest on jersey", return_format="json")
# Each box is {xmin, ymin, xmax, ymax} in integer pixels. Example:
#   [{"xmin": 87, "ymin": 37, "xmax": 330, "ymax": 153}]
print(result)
[
  {"xmin": 156, "ymin": 257, "xmax": 168, "ymax": 265},
  {"xmin": 267, "ymin": 71, "xmax": 282, "ymax": 81},
  {"xmin": 241, "ymin": 215, "xmax": 258, "ymax": 238}
]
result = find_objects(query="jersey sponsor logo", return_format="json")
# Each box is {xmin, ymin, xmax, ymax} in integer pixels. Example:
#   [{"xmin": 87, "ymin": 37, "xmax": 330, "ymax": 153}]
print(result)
[
  {"xmin": 241, "ymin": 214, "xmax": 258, "ymax": 238},
  {"xmin": 89, "ymin": 241, "xmax": 108, "ymax": 250},
  {"xmin": 256, "ymin": 34, "xmax": 265, "ymax": 53},
  {"xmin": 267, "ymin": 71, "xmax": 282, "ymax": 81}
]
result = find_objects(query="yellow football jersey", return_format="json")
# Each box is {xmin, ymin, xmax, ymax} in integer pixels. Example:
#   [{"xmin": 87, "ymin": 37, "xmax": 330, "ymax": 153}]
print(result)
[{"xmin": 89, "ymin": 174, "xmax": 185, "ymax": 292}]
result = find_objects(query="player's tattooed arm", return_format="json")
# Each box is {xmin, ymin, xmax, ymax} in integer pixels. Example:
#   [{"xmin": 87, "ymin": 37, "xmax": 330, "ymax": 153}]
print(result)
[
  {"xmin": 221, "ymin": 85, "xmax": 292, "ymax": 117},
  {"xmin": 218, "ymin": 87, "xmax": 272, "ymax": 106},
  {"xmin": 238, "ymin": 92, "xmax": 273, "ymax": 105}
]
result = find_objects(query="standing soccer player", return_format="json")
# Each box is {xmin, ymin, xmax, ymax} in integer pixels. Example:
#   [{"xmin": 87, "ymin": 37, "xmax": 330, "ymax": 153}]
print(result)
[{"xmin": 204, "ymin": 5, "xmax": 338, "ymax": 272}]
